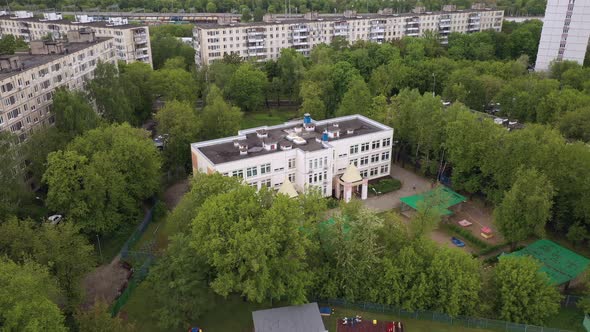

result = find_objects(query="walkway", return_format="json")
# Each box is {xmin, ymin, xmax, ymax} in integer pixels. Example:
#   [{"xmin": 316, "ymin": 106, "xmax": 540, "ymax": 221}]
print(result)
[{"xmin": 363, "ymin": 164, "xmax": 432, "ymax": 212}]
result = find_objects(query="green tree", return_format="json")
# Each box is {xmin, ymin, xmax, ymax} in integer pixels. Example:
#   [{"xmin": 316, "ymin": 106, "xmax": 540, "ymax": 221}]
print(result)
[
  {"xmin": 150, "ymin": 34, "xmax": 196, "ymax": 69},
  {"xmin": 299, "ymin": 81, "xmax": 327, "ymax": 120},
  {"xmin": 190, "ymin": 185, "xmax": 313, "ymax": 303},
  {"xmin": 147, "ymin": 234, "xmax": 213, "ymax": 330},
  {"xmin": 156, "ymin": 100, "xmax": 202, "ymax": 169},
  {"xmin": 206, "ymin": 1, "xmax": 217, "ymax": 12},
  {"xmin": 558, "ymin": 108, "xmax": 590, "ymax": 142},
  {"xmin": 151, "ymin": 68, "xmax": 198, "ymax": 105},
  {"xmin": 119, "ymin": 61, "xmax": 155, "ymax": 123},
  {"xmin": 0, "ymin": 218, "xmax": 95, "ymax": 311},
  {"xmin": 87, "ymin": 62, "xmax": 134, "ymax": 124},
  {"xmin": 51, "ymin": 88, "xmax": 99, "ymax": 137},
  {"xmin": 201, "ymin": 85, "xmax": 243, "ymax": 139},
  {"xmin": 226, "ymin": 63, "xmax": 267, "ymax": 112},
  {"xmin": 494, "ymin": 168, "xmax": 554, "ymax": 249},
  {"xmin": 76, "ymin": 300, "xmax": 135, "ymax": 331},
  {"xmin": 277, "ymin": 48, "xmax": 307, "ymax": 100},
  {"xmin": 0, "ymin": 258, "xmax": 66, "ymax": 331},
  {"xmin": 44, "ymin": 124, "xmax": 161, "ymax": 234},
  {"xmin": 0, "ymin": 35, "xmax": 28, "ymax": 54},
  {"xmin": 336, "ymin": 77, "xmax": 372, "ymax": 117},
  {"xmin": 493, "ymin": 256, "xmax": 561, "ymax": 324}
]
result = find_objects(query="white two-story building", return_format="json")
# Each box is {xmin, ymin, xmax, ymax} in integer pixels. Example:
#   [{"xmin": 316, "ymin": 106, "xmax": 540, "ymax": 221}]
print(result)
[{"xmin": 191, "ymin": 114, "xmax": 394, "ymax": 201}]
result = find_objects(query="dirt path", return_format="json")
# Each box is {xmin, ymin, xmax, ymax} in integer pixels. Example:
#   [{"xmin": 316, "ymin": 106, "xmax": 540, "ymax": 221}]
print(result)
[
  {"xmin": 82, "ymin": 255, "xmax": 129, "ymax": 309},
  {"xmin": 82, "ymin": 178, "xmax": 190, "ymax": 309}
]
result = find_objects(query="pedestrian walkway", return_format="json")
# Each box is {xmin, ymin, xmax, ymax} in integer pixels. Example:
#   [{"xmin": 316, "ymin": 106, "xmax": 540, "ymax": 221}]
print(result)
[{"xmin": 363, "ymin": 164, "xmax": 432, "ymax": 212}]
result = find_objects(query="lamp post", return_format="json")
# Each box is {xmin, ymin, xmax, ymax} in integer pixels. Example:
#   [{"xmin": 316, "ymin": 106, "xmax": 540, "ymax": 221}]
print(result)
[
  {"xmin": 96, "ymin": 234, "xmax": 103, "ymax": 261},
  {"xmin": 432, "ymin": 72, "xmax": 436, "ymax": 97}
]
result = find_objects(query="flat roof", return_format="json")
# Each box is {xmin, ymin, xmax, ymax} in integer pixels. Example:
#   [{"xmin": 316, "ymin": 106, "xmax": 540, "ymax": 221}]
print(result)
[
  {"xmin": 0, "ymin": 37, "xmax": 111, "ymax": 81},
  {"xmin": 0, "ymin": 15, "xmax": 147, "ymax": 30},
  {"xmin": 194, "ymin": 114, "xmax": 390, "ymax": 165},
  {"xmin": 504, "ymin": 239, "xmax": 590, "ymax": 285},
  {"xmin": 195, "ymin": 8, "xmax": 501, "ymax": 29},
  {"xmin": 400, "ymin": 186, "xmax": 467, "ymax": 216},
  {"xmin": 252, "ymin": 303, "xmax": 326, "ymax": 332}
]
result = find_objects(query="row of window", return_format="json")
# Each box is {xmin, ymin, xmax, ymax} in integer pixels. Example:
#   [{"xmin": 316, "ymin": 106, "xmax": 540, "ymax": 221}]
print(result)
[
  {"xmin": 227, "ymin": 163, "xmax": 272, "ymax": 179},
  {"xmin": 352, "ymin": 151, "xmax": 390, "ymax": 166},
  {"xmin": 309, "ymin": 156, "xmax": 328, "ymax": 171},
  {"xmin": 308, "ymin": 170, "xmax": 328, "ymax": 184},
  {"xmin": 350, "ymin": 138, "xmax": 391, "ymax": 155},
  {"xmin": 360, "ymin": 164, "xmax": 390, "ymax": 178}
]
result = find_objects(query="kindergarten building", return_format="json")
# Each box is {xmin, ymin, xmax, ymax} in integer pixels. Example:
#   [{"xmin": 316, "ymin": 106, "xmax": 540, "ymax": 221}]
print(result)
[{"xmin": 191, "ymin": 114, "xmax": 394, "ymax": 201}]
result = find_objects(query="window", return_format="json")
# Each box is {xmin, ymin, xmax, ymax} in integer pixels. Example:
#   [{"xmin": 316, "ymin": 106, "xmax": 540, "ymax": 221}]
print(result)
[
  {"xmin": 350, "ymin": 144, "xmax": 359, "ymax": 154},
  {"xmin": 372, "ymin": 140, "xmax": 381, "ymax": 149},
  {"xmin": 246, "ymin": 166, "xmax": 258, "ymax": 177},
  {"xmin": 288, "ymin": 158, "xmax": 295, "ymax": 169},
  {"xmin": 260, "ymin": 163, "xmax": 271, "ymax": 174},
  {"xmin": 361, "ymin": 142, "xmax": 370, "ymax": 152},
  {"xmin": 231, "ymin": 169, "xmax": 244, "ymax": 178},
  {"xmin": 0, "ymin": 115, "xmax": 3, "ymax": 125},
  {"xmin": 370, "ymin": 167, "xmax": 378, "ymax": 176},
  {"xmin": 360, "ymin": 156, "xmax": 369, "ymax": 166},
  {"xmin": 249, "ymin": 182, "xmax": 258, "ymax": 188},
  {"xmin": 383, "ymin": 138, "xmax": 391, "ymax": 147},
  {"xmin": 382, "ymin": 151, "xmax": 390, "ymax": 161},
  {"xmin": 371, "ymin": 154, "xmax": 379, "ymax": 163},
  {"xmin": 360, "ymin": 170, "xmax": 368, "ymax": 178},
  {"xmin": 288, "ymin": 173, "xmax": 295, "ymax": 182},
  {"xmin": 380, "ymin": 164, "xmax": 389, "ymax": 174},
  {"xmin": 350, "ymin": 159, "xmax": 358, "ymax": 166}
]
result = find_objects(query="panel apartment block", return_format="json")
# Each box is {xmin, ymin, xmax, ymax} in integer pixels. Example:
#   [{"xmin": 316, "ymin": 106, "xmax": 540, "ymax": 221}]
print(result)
[
  {"xmin": 191, "ymin": 114, "xmax": 394, "ymax": 199},
  {"xmin": 193, "ymin": 8, "xmax": 503, "ymax": 65},
  {"xmin": 536, "ymin": 0, "xmax": 590, "ymax": 70},
  {"xmin": 0, "ymin": 13, "xmax": 152, "ymax": 66},
  {"xmin": 0, "ymin": 36, "xmax": 116, "ymax": 139}
]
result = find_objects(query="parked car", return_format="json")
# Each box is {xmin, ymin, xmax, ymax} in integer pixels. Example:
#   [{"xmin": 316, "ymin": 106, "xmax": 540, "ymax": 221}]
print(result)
[
  {"xmin": 47, "ymin": 214, "xmax": 63, "ymax": 225},
  {"xmin": 451, "ymin": 237, "xmax": 465, "ymax": 247}
]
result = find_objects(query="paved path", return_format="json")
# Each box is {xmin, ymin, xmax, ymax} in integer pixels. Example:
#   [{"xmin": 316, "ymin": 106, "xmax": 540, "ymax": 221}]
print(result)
[{"xmin": 363, "ymin": 164, "xmax": 433, "ymax": 212}]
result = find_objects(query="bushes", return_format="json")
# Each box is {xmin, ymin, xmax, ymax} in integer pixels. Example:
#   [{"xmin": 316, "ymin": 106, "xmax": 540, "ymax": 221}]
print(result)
[{"xmin": 370, "ymin": 178, "xmax": 402, "ymax": 194}]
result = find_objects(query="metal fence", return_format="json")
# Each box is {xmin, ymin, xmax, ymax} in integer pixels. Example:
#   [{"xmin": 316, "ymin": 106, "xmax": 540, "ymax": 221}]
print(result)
[
  {"xmin": 318, "ymin": 299, "xmax": 574, "ymax": 332},
  {"xmin": 111, "ymin": 201, "xmax": 158, "ymax": 316},
  {"xmin": 562, "ymin": 295, "xmax": 584, "ymax": 309}
]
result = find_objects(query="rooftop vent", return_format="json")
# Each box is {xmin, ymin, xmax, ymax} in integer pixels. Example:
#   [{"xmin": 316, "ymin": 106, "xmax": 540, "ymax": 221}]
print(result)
[
  {"xmin": 303, "ymin": 113, "xmax": 312, "ymax": 124},
  {"xmin": 280, "ymin": 142, "xmax": 292, "ymax": 150},
  {"xmin": 304, "ymin": 123, "xmax": 315, "ymax": 131},
  {"xmin": 293, "ymin": 136, "xmax": 307, "ymax": 145},
  {"xmin": 294, "ymin": 126, "xmax": 303, "ymax": 133},
  {"xmin": 346, "ymin": 128, "xmax": 354, "ymax": 134},
  {"xmin": 256, "ymin": 129, "xmax": 268, "ymax": 138},
  {"xmin": 239, "ymin": 145, "xmax": 248, "ymax": 155}
]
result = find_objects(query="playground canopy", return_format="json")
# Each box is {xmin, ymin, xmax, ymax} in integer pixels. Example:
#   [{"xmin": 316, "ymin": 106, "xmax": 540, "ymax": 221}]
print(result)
[
  {"xmin": 399, "ymin": 187, "xmax": 466, "ymax": 216},
  {"xmin": 504, "ymin": 239, "xmax": 590, "ymax": 285}
]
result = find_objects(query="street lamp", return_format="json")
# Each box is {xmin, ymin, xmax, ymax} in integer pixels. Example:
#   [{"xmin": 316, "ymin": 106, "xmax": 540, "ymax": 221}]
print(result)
[{"xmin": 432, "ymin": 72, "xmax": 436, "ymax": 97}]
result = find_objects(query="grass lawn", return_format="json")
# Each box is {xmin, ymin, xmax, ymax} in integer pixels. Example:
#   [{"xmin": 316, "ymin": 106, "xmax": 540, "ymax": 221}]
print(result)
[
  {"xmin": 545, "ymin": 307, "xmax": 585, "ymax": 332},
  {"xmin": 241, "ymin": 108, "xmax": 299, "ymax": 129}
]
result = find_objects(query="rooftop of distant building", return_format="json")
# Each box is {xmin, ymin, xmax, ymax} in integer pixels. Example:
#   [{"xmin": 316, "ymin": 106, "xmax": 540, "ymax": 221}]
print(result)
[
  {"xmin": 0, "ymin": 37, "xmax": 111, "ymax": 81},
  {"xmin": 195, "ymin": 8, "xmax": 501, "ymax": 29},
  {"xmin": 0, "ymin": 14, "xmax": 147, "ymax": 30},
  {"xmin": 192, "ymin": 114, "xmax": 392, "ymax": 165}
]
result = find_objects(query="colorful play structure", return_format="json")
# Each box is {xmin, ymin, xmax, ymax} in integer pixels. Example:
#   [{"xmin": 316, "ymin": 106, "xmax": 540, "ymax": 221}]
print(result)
[{"xmin": 503, "ymin": 239, "xmax": 590, "ymax": 286}]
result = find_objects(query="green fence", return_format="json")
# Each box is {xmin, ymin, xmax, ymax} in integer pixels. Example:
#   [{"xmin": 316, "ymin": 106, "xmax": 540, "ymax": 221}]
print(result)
[
  {"xmin": 319, "ymin": 299, "xmax": 574, "ymax": 332},
  {"xmin": 583, "ymin": 314, "xmax": 590, "ymax": 332}
]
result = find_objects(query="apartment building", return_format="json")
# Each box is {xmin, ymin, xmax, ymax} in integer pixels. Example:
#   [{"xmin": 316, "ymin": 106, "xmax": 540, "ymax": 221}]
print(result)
[
  {"xmin": 193, "ymin": 7, "xmax": 503, "ymax": 65},
  {"xmin": 191, "ymin": 114, "xmax": 394, "ymax": 202},
  {"xmin": 535, "ymin": 0, "xmax": 590, "ymax": 71},
  {"xmin": 0, "ymin": 33, "xmax": 116, "ymax": 140},
  {"xmin": 0, "ymin": 12, "xmax": 152, "ymax": 66}
]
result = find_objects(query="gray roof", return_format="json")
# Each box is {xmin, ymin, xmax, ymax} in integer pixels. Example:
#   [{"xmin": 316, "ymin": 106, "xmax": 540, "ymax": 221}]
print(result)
[
  {"xmin": 0, "ymin": 15, "xmax": 147, "ymax": 30},
  {"xmin": 252, "ymin": 303, "xmax": 327, "ymax": 332},
  {"xmin": 0, "ymin": 37, "xmax": 111, "ymax": 81},
  {"xmin": 197, "ymin": 117, "xmax": 383, "ymax": 164}
]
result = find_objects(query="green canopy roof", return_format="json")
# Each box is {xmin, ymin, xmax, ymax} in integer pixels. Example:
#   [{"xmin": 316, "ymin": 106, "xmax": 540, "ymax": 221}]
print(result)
[
  {"xmin": 505, "ymin": 239, "xmax": 590, "ymax": 285},
  {"xmin": 399, "ymin": 186, "xmax": 467, "ymax": 216}
]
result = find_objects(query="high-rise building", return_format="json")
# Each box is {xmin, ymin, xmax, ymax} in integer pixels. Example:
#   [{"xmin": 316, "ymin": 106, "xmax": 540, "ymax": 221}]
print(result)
[
  {"xmin": 0, "ymin": 33, "xmax": 116, "ymax": 140},
  {"xmin": 193, "ymin": 8, "xmax": 504, "ymax": 66},
  {"xmin": 191, "ymin": 114, "xmax": 394, "ymax": 202},
  {"xmin": 535, "ymin": 0, "xmax": 590, "ymax": 70},
  {"xmin": 0, "ymin": 12, "xmax": 152, "ymax": 66}
]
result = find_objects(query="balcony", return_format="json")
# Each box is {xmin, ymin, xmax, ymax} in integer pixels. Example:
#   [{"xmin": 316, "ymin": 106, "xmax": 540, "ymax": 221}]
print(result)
[
  {"xmin": 136, "ymin": 52, "xmax": 149, "ymax": 59},
  {"xmin": 371, "ymin": 27, "xmax": 385, "ymax": 33},
  {"xmin": 406, "ymin": 31, "xmax": 420, "ymax": 37},
  {"xmin": 292, "ymin": 40, "xmax": 309, "ymax": 46},
  {"xmin": 247, "ymin": 34, "xmax": 264, "ymax": 41},
  {"xmin": 134, "ymin": 36, "xmax": 147, "ymax": 43},
  {"xmin": 405, "ymin": 26, "xmax": 420, "ymax": 31},
  {"xmin": 334, "ymin": 29, "xmax": 348, "ymax": 37},
  {"xmin": 136, "ymin": 46, "xmax": 149, "ymax": 52},
  {"xmin": 291, "ymin": 25, "xmax": 308, "ymax": 33}
]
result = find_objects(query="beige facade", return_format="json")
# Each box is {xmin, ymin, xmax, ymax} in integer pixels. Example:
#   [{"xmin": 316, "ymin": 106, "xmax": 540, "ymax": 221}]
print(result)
[
  {"xmin": 193, "ymin": 8, "xmax": 504, "ymax": 65},
  {"xmin": 0, "ymin": 14, "xmax": 152, "ymax": 66},
  {"xmin": 0, "ymin": 37, "xmax": 116, "ymax": 140}
]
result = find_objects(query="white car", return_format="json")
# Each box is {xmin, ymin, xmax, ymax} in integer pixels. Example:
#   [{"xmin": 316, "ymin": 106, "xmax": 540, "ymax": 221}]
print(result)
[{"xmin": 47, "ymin": 215, "xmax": 63, "ymax": 225}]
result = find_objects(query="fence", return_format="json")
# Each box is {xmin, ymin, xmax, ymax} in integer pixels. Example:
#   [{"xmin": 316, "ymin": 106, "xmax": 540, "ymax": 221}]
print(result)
[
  {"xmin": 562, "ymin": 295, "xmax": 583, "ymax": 309},
  {"xmin": 111, "ymin": 200, "xmax": 158, "ymax": 317},
  {"xmin": 318, "ymin": 299, "xmax": 574, "ymax": 332}
]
